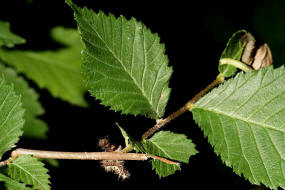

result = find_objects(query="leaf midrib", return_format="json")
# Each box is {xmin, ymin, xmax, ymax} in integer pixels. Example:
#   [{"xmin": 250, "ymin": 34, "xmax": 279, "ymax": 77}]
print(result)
[
  {"xmin": 80, "ymin": 14, "xmax": 160, "ymax": 118},
  {"xmin": 194, "ymin": 107, "xmax": 285, "ymax": 134}
]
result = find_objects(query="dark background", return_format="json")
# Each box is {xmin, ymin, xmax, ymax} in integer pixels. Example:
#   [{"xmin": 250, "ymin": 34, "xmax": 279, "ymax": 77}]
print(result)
[{"xmin": 0, "ymin": 0, "xmax": 284, "ymax": 189}]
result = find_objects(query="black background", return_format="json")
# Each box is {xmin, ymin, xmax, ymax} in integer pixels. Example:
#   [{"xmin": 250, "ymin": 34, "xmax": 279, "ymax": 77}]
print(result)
[{"xmin": 0, "ymin": 0, "xmax": 281, "ymax": 189}]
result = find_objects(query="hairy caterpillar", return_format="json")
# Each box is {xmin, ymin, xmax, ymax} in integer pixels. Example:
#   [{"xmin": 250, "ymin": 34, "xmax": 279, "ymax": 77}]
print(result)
[{"xmin": 98, "ymin": 138, "xmax": 130, "ymax": 180}]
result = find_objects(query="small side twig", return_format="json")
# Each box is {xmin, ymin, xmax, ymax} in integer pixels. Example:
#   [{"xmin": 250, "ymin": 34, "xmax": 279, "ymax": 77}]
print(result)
[
  {"xmin": 147, "ymin": 155, "xmax": 178, "ymax": 165},
  {"xmin": 142, "ymin": 74, "xmax": 225, "ymax": 140}
]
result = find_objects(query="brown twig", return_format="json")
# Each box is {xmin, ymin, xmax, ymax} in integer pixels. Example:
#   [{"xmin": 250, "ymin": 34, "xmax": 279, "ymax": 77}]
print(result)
[
  {"xmin": 11, "ymin": 148, "xmax": 148, "ymax": 160},
  {"xmin": 0, "ymin": 148, "xmax": 178, "ymax": 166},
  {"xmin": 0, "ymin": 158, "xmax": 11, "ymax": 167},
  {"xmin": 142, "ymin": 74, "xmax": 225, "ymax": 140}
]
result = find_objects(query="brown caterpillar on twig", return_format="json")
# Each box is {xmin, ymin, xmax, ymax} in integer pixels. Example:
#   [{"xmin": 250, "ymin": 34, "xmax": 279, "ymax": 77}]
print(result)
[{"xmin": 98, "ymin": 138, "xmax": 130, "ymax": 180}]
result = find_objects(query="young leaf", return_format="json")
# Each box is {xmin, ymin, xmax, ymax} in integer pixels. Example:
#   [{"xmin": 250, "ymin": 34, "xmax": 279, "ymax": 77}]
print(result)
[
  {"xmin": 0, "ymin": 77, "xmax": 24, "ymax": 159},
  {"xmin": 192, "ymin": 66, "xmax": 285, "ymax": 189},
  {"xmin": 0, "ymin": 64, "xmax": 48, "ymax": 139},
  {"xmin": 144, "ymin": 131, "xmax": 198, "ymax": 177},
  {"xmin": 0, "ymin": 173, "xmax": 31, "ymax": 190},
  {"xmin": 219, "ymin": 30, "xmax": 253, "ymax": 77},
  {"xmin": 8, "ymin": 155, "xmax": 50, "ymax": 190},
  {"xmin": 116, "ymin": 123, "xmax": 145, "ymax": 153},
  {"xmin": 0, "ymin": 21, "xmax": 26, "ymax": 48},
  {"xmin": 67, "ymin": 0, "xmax": 173, "ymax": 119},
  {"xmin": 0, "ymin": 27, "xmax": 87, "ymax": 107}
]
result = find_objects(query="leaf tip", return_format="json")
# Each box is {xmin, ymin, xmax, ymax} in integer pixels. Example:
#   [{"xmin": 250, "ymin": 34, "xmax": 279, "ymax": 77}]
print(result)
[
  {"xmin": 65, "ymin": 0, "xmax": 72, "ymax": 6},
  {"xmin": 65, "ymin": 0, "xmax": 78, "ymax": 12}
]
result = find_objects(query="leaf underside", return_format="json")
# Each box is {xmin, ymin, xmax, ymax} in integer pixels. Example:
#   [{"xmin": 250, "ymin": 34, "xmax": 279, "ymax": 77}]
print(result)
[
  {"xmin": 219, "ymin": 30, "xmax": 249, "ymax": 77},
  {"xmin": 193, "ymin": 66, "xmax": 285, "ymax": 189},
  {"xmin": 0, "ymin": 21, "xmax": 25, "ymax": 48},
  {"xmin": 0, "ymin": 77, "xmax": 24, "ymax": 159},
  {"xmin": 8, "ymin": 155, "xmax": 50, "ymax": 190},
  {"xmin": 0, "ymin": 26, "xmax": 87, "ymax": 107},
  {"xmin": 144, "ymin": 131, "xmax": 198, "ymax": 177},
  {"xmin": 0, "ymin": 64, "xmax": 48, "ymax": 139},
  {"xmin": 69, "ymin": 1, "xmax": 173, "ymax": 119}
]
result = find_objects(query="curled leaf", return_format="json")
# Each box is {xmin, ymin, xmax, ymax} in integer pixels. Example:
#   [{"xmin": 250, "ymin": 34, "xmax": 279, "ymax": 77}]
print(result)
[{"xmin": 219, "ymin": 30, "xmax": 251, "ymax": 77}]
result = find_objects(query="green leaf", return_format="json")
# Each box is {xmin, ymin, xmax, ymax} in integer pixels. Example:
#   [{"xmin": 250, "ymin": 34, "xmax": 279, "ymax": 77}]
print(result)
[
  {"xmin": 144, "ymin": 131, "xmax": 198, "ymax": 177},
  {"xmin": 219, "ymin": 30, "xmax": 252, "ymax": 77},
  {"xmin": 23, "ymin": 119, "xmax": 48, "ymax": 140},
  {"xmin": 0, "ymin": 77, "xmax": 24, "ymax": 159},
  {"xmin": 40, "ymin": 159, "xmax": 59, "ymax": 168},
  {"xmin": 0, "ymin": 21, "xmax": 25, "ymax": 48},
  {"xmin": 0, "ymin": 64, "xmax": 48, "ymax": 139},
  {"xmin": 8, "ymin": 155, "xmax": 50, "ymax": 190},
  {"xmin": 192, "ymin": 66, "xmax": 285, "ymax": 189},
  {"xmin": 0, "ymin": 173, "xmax": 31, "ymax": 190},
  {"xmin": 51, "ymin": 26, "xmax": 82, "ymax": 47},
  {"xmin": 0, "ymin": 26, "xmax": 87, "ymax": 107},
  {"xmin": 67, "ymin": 1, "xmax": 173, "ymax": 119},
  {"xmin": 116, "ymin": 123, "xmax": 145, "ymax": 153}
]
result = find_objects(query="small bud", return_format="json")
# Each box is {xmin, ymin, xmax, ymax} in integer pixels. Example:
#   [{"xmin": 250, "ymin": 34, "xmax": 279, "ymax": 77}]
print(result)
[{"xmin": 252, "ymin": 43, "xmax": 273, "ymax": 70}]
